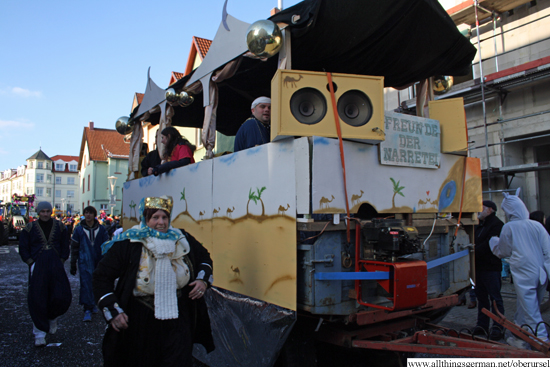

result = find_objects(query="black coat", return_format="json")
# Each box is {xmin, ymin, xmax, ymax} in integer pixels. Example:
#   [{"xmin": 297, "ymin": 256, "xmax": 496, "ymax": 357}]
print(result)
[
  {"xmin": 92, "ymin": 229, "xmax": 215, "ymax": 355},
  {"xmin": 475, "ymin": 212, "xmax": 504, "ymax": 272},
  {"xmin": 140, "ymin": 150, "xmax": 161, "ymax": 177}
]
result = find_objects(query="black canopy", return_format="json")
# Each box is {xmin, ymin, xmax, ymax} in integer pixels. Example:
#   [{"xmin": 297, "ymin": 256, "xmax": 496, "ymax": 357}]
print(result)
[{"xmin": 164, "ymin": 0, "xmax": 476, "ymax": 136}]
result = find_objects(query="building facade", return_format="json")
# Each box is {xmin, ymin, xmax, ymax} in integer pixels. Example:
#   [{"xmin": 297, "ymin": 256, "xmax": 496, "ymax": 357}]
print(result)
[
  {"xmin": 50, "ymin": 155, "xmax": 80, "ymax": 214},
  {"xmin": 384, "ymin": 0, "xmax": 550, "ymax": 215},
  {"xmin": 0, "ymin": 151, "xmax": 80, "ymax": 215},
  {"xmin": 78, "ymin": 122, "xmax": 129, "ymax": 216}
]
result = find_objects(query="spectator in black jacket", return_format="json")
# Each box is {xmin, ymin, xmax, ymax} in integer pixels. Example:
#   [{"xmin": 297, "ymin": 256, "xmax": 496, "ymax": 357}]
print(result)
[
  {"xmin": 473, "ymin": 200, "xmax": 505, "ymax": 340},
  {"xmin": 140, "ymin": 145, "xmax": 161, "ymax": 177}
]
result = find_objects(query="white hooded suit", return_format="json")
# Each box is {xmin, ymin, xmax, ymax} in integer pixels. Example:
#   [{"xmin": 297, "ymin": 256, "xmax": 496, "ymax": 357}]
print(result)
[{"xmin": 490, "ymin": 191, "xmax": 550, "ymax": 339}]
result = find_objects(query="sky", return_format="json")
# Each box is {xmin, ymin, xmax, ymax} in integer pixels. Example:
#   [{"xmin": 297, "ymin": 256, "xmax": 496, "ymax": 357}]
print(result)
[{"xmin": 0, "ymin": 0, "xmax": 301, "ymax": 171}]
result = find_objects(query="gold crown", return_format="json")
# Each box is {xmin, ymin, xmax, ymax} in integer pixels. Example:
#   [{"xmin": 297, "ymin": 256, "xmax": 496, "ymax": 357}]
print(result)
[{"xmin": 144, "ymin": 196, "xmax": 173, "ymax": 214}]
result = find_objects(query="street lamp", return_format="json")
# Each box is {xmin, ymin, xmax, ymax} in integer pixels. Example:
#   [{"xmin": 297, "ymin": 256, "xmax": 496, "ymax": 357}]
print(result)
[
  {"xmin": 61, "ymin": 198, "xmax": 65, "ymax": 216},
  {"xmin": 108, "ymin": 176, "xmax": 118, "ymax": 216}
]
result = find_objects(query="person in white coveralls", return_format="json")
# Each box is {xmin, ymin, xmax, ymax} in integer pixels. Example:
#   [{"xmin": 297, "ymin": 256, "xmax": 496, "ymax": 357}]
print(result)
[{"xmin": 490, "ymin": 189, "xmax": 550, "ymax": 346}]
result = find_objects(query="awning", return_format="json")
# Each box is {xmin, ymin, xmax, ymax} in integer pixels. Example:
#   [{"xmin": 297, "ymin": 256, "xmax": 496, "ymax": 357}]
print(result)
[{"xmin": 142, "ymin": 0, "xmax": 477, "ymax": 136}]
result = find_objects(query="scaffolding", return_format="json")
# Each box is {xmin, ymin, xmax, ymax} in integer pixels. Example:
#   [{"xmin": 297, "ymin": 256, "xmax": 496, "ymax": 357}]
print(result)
[{"xmin": 397, "ymin": 0, "xmax": 550, "ymax": 205}]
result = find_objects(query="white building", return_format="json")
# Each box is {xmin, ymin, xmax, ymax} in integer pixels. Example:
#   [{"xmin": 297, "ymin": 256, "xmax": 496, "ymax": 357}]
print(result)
[
  {"xmin": 50, "ymin": 155, "xmax": 80, "ymax": 214},
  {"xmin": 0, "ymin": 150, "xmax": 81, "ymax": 215}
]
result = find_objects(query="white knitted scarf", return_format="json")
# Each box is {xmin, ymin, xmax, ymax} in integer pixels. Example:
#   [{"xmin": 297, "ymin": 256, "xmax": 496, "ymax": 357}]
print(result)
[{"xmin": 144, "ymin": 237, "xmax": 178, "ymax": 320}]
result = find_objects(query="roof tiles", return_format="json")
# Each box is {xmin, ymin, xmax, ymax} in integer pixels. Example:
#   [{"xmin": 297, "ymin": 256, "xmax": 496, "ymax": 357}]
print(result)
[
  {"xmin": 193, "ymin": 36, "xmax": 212, "ymax": 59},
  {"xmin": 83, "ymin": 127, "xmax": 129, "ymax": 162}
]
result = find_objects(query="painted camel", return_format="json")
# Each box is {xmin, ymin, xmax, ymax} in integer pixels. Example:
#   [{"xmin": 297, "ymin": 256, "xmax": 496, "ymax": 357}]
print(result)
[
  {"xmin": 278, "ymin": 204, "xmax": 290, "ymax": 215},
  {"xmin": 319, "ymin": 195, "xmax": 335, "ymax": 209}
]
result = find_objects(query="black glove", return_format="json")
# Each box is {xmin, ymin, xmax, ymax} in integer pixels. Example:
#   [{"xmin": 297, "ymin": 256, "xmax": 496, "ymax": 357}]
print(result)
[{"xmin": 70, "ymin": 264, "xmax": 77, "ymax": 276}]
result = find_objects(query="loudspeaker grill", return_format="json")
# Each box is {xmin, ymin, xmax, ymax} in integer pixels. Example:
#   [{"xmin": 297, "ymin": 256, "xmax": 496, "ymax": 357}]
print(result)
[
  {"xmin": 337, "ymin": 90, "xmax": 373, "ymax": 127},
  {"xmin": 290, "ymin": 88, "xmax": 327, "ymax": 125}
]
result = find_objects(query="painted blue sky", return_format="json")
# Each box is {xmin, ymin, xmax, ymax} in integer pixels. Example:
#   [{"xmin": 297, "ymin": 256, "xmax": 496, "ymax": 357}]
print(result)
[{"xmin": 0, "ymin": 0, "xmax": 300, "ymax": 171}]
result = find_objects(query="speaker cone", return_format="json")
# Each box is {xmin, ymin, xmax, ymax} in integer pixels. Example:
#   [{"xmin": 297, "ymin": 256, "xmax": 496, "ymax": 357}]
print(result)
[
  {"xmin": 337, "ymin": 90, "xmax": 373, "ymax": 127},
  {"xmin": 290, "ymin": 88, "xmax": 327, "ymax": 125}
]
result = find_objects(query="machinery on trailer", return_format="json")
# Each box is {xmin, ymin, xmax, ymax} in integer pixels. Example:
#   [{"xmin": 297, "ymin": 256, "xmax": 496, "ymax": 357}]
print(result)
[
  {"xmin": 115, "ymin": 0, "xmax": 548, "ymax": 364},
  {"xmin": 1, "ymin": 194, "xmax": 34, "ymax": 245}
]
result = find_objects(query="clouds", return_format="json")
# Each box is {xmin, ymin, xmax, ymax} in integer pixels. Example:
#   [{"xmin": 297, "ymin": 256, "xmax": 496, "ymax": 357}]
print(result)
[
  {"xmin": 0, "ymin": 119, "xmax": 35, "ymax": 130},
  {"xmin": 12, "ymin": 87, "xmax": 42, "ymax": 98},
  {"xmin": 1, "ymin": 86, "xmax": 42, "ymax": 98}
]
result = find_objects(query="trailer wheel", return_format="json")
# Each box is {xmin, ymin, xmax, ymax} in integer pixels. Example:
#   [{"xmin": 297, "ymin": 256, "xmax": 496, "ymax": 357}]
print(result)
[
  {"xmin": 1, "ymin": 224, "xmax": 8, "ymax": 246},
  {"xmin": 274, "ymin": 323, "xmax": 317, "ymax": 367}
]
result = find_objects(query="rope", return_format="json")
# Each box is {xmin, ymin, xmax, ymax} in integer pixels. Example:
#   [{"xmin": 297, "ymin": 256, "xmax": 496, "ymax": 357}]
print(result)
[{"xmin": 326, "ymin": 72, "xmax": 351, "ymax": 243}]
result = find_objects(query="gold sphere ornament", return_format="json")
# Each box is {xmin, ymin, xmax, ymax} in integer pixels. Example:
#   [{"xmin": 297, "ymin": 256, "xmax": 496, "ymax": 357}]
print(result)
[
  {"xmin": 177, "ymin": 91, "xmax": 194, "ymax": 107},
  {"xmin": 246, "ymin": 20, "xmax": 283, "ymax": 58},
  {"xmin": 433, "ymin": 76, "xmax": 454, "ymax": 95},
  {"xmin": 165, "ymin": 88, "xmax": 178, "ymax": 103},
  {"xmin": 115, "ymin": 116, "xmax": 134, "ymax": 135}
]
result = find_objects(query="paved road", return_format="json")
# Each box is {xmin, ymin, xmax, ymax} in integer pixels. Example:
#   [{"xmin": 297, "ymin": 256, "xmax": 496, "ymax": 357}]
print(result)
[
  {"xmin": 439, "ymin": 278, "xmax": 550, "ymax": 338},
  {"xmin": 0, "ymin": 243, "xmax": 106, "ymax": 367},
  {"xmin": 3, "ymin": 241, "xmax": 549, "ymax": 366},
  {"xmin": 0, "ymin": 243, "xmax": 400, "ymax": 367}
]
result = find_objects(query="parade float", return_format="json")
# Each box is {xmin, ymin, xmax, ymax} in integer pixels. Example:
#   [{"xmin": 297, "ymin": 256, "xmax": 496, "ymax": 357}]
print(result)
[
  {"xmin": 1, "ymin": 194, "xmax": 35, "ymax": 245},
  {"xmin": 114, "ymin": 0, "xmax": 549, "ymax": 364}
]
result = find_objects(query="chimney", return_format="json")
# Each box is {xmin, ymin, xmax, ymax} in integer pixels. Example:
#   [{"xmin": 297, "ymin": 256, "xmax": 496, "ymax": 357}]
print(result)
[{"xmin": 89, "ymin": 121, "xmax": 94, "ymax": 130}]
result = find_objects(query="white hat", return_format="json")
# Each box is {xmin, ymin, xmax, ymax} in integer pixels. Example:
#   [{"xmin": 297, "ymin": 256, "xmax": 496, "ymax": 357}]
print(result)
[{"xmin": 251, "ymin": 96, "xmax": 271, "ymax": 109}]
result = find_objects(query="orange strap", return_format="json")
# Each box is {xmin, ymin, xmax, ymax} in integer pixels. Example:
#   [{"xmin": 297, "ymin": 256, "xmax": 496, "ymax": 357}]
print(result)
[
  {"xmin": 454, "ymin": 157, "xmax": 468, "ymax": 238},
  {"xmin": 326, "ymin": 72, "xmax": 351, "ymax": 243},
  {"xmin": 454, "ymin": 109, "xmax": 470, "ymax": 238}
]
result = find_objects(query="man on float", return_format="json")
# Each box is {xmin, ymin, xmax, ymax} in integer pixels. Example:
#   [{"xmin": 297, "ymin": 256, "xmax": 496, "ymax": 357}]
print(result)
[{"xmin": 234, "ymin": 96, "xmax": 271, "ymax": 152}]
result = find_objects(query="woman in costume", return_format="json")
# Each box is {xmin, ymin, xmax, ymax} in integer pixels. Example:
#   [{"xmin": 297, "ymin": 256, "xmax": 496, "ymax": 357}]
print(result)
[
  {"xmin": 93, "ymin": 196, "xmax": 214, "ymax": 367},
  {"xmin": 150, "ymin": 127, "xmax": 196, "ymax": 176}
]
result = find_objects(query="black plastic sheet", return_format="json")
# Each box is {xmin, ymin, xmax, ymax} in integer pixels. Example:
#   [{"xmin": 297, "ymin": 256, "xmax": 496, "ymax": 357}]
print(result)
[{"xmin": 193, "ymin": 287, "xmax": 297, "ymax": 367}]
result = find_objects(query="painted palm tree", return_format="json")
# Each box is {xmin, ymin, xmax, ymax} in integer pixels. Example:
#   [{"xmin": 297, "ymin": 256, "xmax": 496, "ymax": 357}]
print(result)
[
  {"xmin": 129, "ymin": 200, "xmax": 137, "ymax": 219},
  {"xmin": 246, "ymin": 187, "xmax": 266, "ymax": 216},
  {"xmin": 390, "ymin": 178, "xmax": 405, "ymax": 208},
  {"xmin": 180, "ymin": 187, "xmax": 188, "ymax": 212}
]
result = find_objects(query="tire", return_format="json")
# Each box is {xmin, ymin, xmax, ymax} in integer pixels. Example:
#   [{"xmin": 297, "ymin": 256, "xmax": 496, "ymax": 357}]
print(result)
[
  {"xmin": 274, "ymin": 322, "xmax": 317, "ymax": 367},
  {"xmin": 1, "ymin": 224, "xmax": 8, "ymax": 246}
]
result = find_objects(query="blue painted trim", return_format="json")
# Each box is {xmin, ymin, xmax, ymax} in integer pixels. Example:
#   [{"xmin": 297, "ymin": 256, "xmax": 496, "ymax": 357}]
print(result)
[
  {"xmin": 314, "ymin": 249, "xmax": 470, "ymax": 281},
  {"xmin": 426, "ymin": 249, "xmax": 469, "ymax": 270}
]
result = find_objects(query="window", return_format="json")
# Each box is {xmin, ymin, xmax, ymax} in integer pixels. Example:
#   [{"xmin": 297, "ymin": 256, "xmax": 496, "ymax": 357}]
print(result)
[
  {"xmin": 46, "ymin": 188, "xmax": 52, "ymax": 197},
  {"xmin": 36, "ymin": 187, "xmax": 44, "ymax": 196},
  {"xmin": 29, "ymin": 162, "xmax": 34, "ymax": 168},
  {"xmin": 26, "ymin": 187, "xmax": 33, "ymax": 194},
  {"xmin": 37, "ymin": 162, "xmax": 43, "ymax": 169},
  {"xmin": 67, "ymin": 177, "xmax": 75, "ymax": 185},
  {"xmin": 56, "ymin": 177, "xmax": 62, "ymax": 184},
  {"xmin": 67, "ymin": 204, "xmax": 74, "ymax": 213},
  {"xmin": 56, "ymin": 163, "xmax": 64, "ymax": 171},
  {"xmin": 67, "ymin": 190, "xmax": 74, "ymax": 198},
  {"xmin": 36, "ymin": 174, "xmax": 44, "ymax": 183},
  {"xmin": 82, "ymin": 178, "xmax": 85, "ymax": 193},
  {"xmin": 88, "ymin": 175, "xmax": 90, "ymax": 191},
  {"xmin": 55, "ymin": 190, "xmax": 61, "ymax": 198},
  {"xmin": 100, "ymin": 204, "xmax": 108, "ymax": 210},
  {"xmin": 69, "ymin": 164, "xmax": 77, "ymax": 171},
  {"xmin": 26, "ymin": 174, "xmax": 32, "ymax": 183},
  {"xmin": 45, "ymin": 162, "xmax": 49, "ymax": 169},
  {"xmin": 47, "ymin": 174, "xmax": 52, "ymax": 183},
  {"xmin": 55, "ymin": 203, "xmax": 61, "ymax": 210}
]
